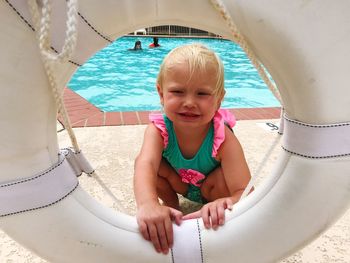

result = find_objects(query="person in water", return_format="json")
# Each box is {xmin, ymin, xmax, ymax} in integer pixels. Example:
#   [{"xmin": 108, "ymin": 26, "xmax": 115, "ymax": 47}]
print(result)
[
  {"xmin": 129, "ymin": 40, "xmax": 142, "ymax": 51},
  {"xmin": 149, "ymin": 37, "xmax": 160, "ymax": 48},
  {"xmin": 134, "ymin": 43, "xmax": 252, "ymax": 254}
]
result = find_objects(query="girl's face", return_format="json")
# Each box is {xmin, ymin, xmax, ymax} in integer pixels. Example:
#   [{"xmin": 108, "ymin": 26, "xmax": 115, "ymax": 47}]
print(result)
[{"xmin": 158, "ymin": 61, "xmax": 221, "ymax": 129}]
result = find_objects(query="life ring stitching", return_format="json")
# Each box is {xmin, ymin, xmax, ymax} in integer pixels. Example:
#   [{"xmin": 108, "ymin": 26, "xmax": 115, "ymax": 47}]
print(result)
[
  {"xmin": 0, "ymin": 181, "xmax": 79, "ymax": 217},
  {"xmin": 4, "ymin": 0, "xmax": 81, "ymax": 67},
  {"xmin": 196, "ymin": 219, "xmax": 204, "ymax": 263},
  {"xmin": 282, "ymin": 146, "xmax": 350, "ymax": 159},
  {"xmin": 170, "ymin": 248, "xmax": 175, "ymax": 263},
  {"xmin": 77, "ymin": 12, "xmax": 113, "ymax": 43},
  {"xmin": 0, "ymin": 152, "xmax": 68, "ymax": 188},
  {"xmin": 4, "ymin": 0, "xmax": 35, "ymax": 31},
  {"xmin": 284, "ymin": 116, "xmax": 350, "ymax": 128}
]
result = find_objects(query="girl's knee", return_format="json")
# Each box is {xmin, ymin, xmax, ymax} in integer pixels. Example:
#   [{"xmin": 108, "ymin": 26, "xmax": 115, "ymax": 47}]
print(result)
[
  {"xmin": 158, "ymin": 159, "xmax": 177, "ymax": 179},
  {"xmin": 156, "ymin": 176, "xmax": 180, "ymax": 209},
  {"xmin": 200, "ymin": 179, "xmax": 214, "ymax": 200},
  {"xmin": 157, "ymin": 172, "xmax": 188, "ymax": 196},
  {"xmin": 200, "ymin": 168, "xmax": 230, "ymax": 200},
  {"xmin": 156, "ymin": 176, "xmax": 168, "ymax": 192}
]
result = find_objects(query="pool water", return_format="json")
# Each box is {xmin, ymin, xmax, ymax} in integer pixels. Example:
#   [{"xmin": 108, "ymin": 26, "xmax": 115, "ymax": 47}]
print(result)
[{"xmin": 68, "ymin": 36, "xmax": 280, "ymax": 112}]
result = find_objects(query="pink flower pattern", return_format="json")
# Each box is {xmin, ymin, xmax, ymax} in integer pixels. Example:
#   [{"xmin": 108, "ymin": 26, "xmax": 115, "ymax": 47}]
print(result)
[{"xmin": 178, "ymin": 169, "xmax": 205, "ymax": 187}]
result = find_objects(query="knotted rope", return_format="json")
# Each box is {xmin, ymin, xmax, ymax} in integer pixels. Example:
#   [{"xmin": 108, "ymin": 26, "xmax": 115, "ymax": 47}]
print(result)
[
  {"xmin": 28, "ymin": 0, "xmax": 80, "ymax": 152},
  {"xmin": 210, "ymin": 0, "xmax": 282, "ymax": 105},
  {"xmin": 28, "ymin": 0, "xmax": 128, "ymax": 212},
  {"xmin": 210, "ymin": 0, "xmax": 283, "ymax": 199}
]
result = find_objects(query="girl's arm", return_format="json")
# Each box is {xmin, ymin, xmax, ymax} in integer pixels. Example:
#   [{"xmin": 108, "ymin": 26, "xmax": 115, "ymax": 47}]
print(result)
[
  {"xmin": 134, "ymin": 124, "xmax": 163, "ymax": 208},
  {"xmin": 134, "ymin": 124, "xmax": 182, "ymax": 254},
  {"xmin": 219, "ymin": 126, "xmax": 252, "ymax": 201}
]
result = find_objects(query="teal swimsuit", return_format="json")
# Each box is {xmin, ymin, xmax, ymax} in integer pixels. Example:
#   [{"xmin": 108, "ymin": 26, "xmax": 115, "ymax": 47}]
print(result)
[
  {"xmin": 149, "ymin": 109, "xmax": 236, "ymax": 204},
  {"xmin": 163, "ymin": 116, "xmax": 219, "ymax": 203}
]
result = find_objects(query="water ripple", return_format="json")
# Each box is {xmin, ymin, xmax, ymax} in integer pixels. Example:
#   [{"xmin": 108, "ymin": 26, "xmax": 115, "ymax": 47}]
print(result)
[{"xmin": 68, "ymin": 36, "xmax": 280, "ymax": 111}]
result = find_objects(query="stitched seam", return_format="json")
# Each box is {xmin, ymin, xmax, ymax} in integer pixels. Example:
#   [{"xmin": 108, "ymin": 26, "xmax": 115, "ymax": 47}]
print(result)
[
  {"xmin": 4, "ymin": 0, "xmax": 81, "ymax": 67},
  {"xmin": 78, "ymin": 12, "xmax": 113, "ymax": 43},
  {"xmin": 282, "ymin": 146, "xmax": 350, "ymax": 159},
  {"xmin": 197, "ymin": 219, "xmax": 204, "ymax": 263},
  {"xmin": 0, "ymin": 153, "xmax": 68, "ymax": 188},
  {"xmin": 284, "ymin": 116, "xmax": 350, "ymax": 128},
  {"xmin": 0, "ymin": 182, "xmax": 79, "ymax": 217},
  {"xmin": 170, "ymin": 248, "xmax": 175, "ymax": 263},
  {"xmin": 5, "ymin": 0, "xmax": 35, "ymax": 31}
]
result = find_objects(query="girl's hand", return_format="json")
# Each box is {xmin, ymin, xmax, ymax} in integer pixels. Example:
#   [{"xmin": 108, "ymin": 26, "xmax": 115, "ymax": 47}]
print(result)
[
  {"xmin": 182, "ymin": 197, "xmax": 233, "ymax": 229},
  {"xmin": 136, "ymin": 202, "xmax": 183, "ymax": 254}
]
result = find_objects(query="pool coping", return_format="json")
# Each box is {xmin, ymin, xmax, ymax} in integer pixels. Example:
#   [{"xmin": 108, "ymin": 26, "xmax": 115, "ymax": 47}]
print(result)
[{"xmin": 60, "ymin": 87, "xmax": 281, "ymax": 128}]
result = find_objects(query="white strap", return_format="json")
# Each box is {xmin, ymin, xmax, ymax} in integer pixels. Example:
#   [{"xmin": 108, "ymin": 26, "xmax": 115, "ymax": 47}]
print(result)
[
  {"xmin": 282, "ymin": 115, "xmax": 350, "ymax": 158},
  {"xmin": 66, "ymin": 149, "xmax": 95, "ymax": 176},
  {"xmin": 0, "ymin": 150, "xmax": 78, "ymax": 217},
  {"xmin": 172, "ymin": 220, "xmax": 203, "ymax": 263}
]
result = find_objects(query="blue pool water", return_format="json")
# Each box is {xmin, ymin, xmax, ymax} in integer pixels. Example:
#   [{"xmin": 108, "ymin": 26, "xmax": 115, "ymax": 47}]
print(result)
[{"xmin": 68, "ymin": 36, "xmax": 280, "ymax": 112}]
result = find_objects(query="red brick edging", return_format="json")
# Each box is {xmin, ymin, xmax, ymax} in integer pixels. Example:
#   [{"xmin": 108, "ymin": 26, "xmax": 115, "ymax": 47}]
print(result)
[{"xmin": 60, "ymin": 87, "xmax": 281, "ymax": 128}]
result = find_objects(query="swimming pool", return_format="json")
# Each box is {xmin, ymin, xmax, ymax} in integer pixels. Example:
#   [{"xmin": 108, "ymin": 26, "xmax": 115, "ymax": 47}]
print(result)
[{"xmin": 68, "ymin": 36, "xmax": 280, "ymax": 112}]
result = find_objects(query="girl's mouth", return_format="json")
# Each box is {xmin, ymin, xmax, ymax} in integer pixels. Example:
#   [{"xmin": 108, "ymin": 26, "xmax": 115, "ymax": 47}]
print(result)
[
  {"xmin": 178, "ymin": 112, "xmax": 200, "ymax": 120},
  {"xmin": 179, "ymin": 112, "xmax": 198, "ymax": 117}
]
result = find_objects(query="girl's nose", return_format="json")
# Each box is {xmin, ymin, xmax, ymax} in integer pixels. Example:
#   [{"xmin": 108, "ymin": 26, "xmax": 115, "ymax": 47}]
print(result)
[{"xmin": 183, "ymin": 95, "xmax": 196, "ymax": 108}]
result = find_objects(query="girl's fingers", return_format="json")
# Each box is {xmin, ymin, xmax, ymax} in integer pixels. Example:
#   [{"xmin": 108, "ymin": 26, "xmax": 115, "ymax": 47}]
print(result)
[
  {"xmin": 201, "ymin": 205, "xmax": 211, "ymax": 229},
  {"xmin": 217, "ymin": 205, "xmax": 225, "ymax": 226},
  {"xmin": 156, "ymin": 221, "xmax": 170, "ymax": 254},
  {"xmin": 226, "ymin": 198, "xmax": 234, "ymax": 210},
  {"xmin": 138, "ymin": 221, "xmax": 150, "ymax": 241},
  {"xmin": 169, "ymin": 208, "xmax": 183, "ymax": 225},
  {"xmin": 182, "ymin": 210, "xmax": 201, "ymax": 220},
  {"xmin": 209, "ymin": 205, "xmax": 219, "ymax": 229},
  {"xmin": 148, "ymin": 224, "xmax": 162, "ymax": 253},
  {"xmin": 164, "ymin": 217, "xmax": 173, "ymax": 250},
  {"xmin": 183, "ymin": 198, "xmax": 235, "ymax": 230}
]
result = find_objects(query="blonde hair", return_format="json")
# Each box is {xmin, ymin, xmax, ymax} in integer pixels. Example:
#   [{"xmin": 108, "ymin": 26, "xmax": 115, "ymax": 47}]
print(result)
[{"xmin": 157, "ymin": 43, "xmax": 225, "ymax": 101}]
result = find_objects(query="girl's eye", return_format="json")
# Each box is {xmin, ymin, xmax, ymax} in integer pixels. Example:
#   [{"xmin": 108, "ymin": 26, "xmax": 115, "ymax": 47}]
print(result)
[
  {"xmin": 170, "ymin": 90, "xmax": 183, "ymax": 94},
  {"xmin": 198, "ymin": 92, "xmax": 211, "ymax": 96}
]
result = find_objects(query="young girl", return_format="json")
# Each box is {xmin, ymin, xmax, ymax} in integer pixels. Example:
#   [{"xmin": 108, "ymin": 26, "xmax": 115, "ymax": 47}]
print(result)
[{"xmin": 134, "ymin": 44, "xmax": 251, "ymax": 254}]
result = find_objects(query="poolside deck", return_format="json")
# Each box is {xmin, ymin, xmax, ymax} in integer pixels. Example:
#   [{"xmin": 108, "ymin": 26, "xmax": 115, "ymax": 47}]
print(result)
[{"xmin": 61, "ymin": 87, "xmax": 281, "ymax": 127}]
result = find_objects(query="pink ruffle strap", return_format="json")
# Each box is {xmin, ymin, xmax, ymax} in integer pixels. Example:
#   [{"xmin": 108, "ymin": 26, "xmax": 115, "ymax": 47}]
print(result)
[
  {"xmin": 212, "ymin": 109, "xmax": 236, "ymax": 157},
  {"xmin": 149, "ymin": 113, "xmax": 169, "ymax": 148}
]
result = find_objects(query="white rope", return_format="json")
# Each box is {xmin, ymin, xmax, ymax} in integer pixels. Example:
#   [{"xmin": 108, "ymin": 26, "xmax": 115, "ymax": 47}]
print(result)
[
  {"xmin": 209, "ymin": 0, "xmax": 283, "ymax": 105},
  {"xmin": 240, "ymin": 134, "xmax": 281, "ymax": 200},
  {"xmin": 29, "ymin": 0, "xmax": 79, "ymax": 63},
  {"xmin": 27, "ymin": 0, "xmax": 128, "ymax": 212},
  {"xmin": 28, "ymin": 0, "xmax": 80, "ymax": 152},
  {"xmin": 209, "ymin": 0, "xmax": 284, "ymax": 199}
]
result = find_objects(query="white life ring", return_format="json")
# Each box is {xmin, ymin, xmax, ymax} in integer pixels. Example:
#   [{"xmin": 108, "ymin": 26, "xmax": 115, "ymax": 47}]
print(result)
[{"xmin": 1, "ymin": 0, "xmax": 350, "ymax": 262}]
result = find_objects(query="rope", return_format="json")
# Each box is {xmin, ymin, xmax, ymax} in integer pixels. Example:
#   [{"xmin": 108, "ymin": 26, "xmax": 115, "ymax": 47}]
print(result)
[
  {"xmin": 209, "ymin": 0, "xmax": 283, "ymax": 104},
  {"xmin": 240, "ymin": 133, "xmax": 281, "ymax": 200},
  {"xmin": 27, "ymin": 0, "xmax": 129, "ymax": 212},
  {"xmin": 28, "ymin": 0, "xmax": 80, "ymax": 152},
  {"xmin": 210, "ymin": 0, "xmax": 284, "ymax": 199}
]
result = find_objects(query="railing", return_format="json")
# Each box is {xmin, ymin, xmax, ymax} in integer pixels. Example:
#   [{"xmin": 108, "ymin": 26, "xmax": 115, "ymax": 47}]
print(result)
[{"xmin": 132, "ymin": 25, "xmax": 220, "ymax": 37}]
